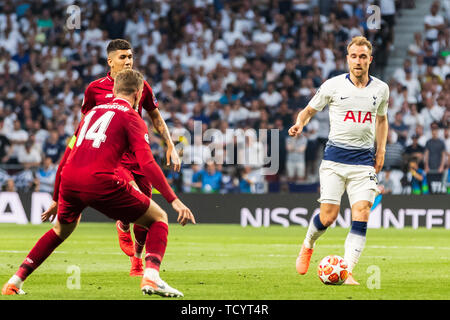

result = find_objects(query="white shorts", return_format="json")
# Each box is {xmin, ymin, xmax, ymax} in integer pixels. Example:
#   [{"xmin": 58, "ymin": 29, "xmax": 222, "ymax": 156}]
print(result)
[
  {"xmin": 318, "ymin": 160, "xmax": 379, "ymax": 207},
  {"xmin": 286, "ymin": 161, "xmax": 305, "ymax": 178}
]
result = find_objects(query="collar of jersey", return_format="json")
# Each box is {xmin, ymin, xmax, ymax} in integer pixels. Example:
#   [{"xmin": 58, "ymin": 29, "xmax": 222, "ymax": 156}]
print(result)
[
  {"xmin": 346, "ymin": 73, "xmax": 373, "ymax": 88},
  {"xmin": 106, "ymin": 72, "xmax": 114, "ymax": 82},
  {"xmin": 112, "ymin": 97, "xmax": 132, "ymax": 109}
]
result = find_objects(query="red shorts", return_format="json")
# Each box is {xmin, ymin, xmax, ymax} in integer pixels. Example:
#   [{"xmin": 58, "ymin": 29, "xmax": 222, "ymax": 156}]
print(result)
[
  {"xmin": 115, "ymin": 166, "xmax": 152, "ymax": 198},
  {"xmin": 57, "ymin": 174, "xmax": 150, "ymax": 224}
]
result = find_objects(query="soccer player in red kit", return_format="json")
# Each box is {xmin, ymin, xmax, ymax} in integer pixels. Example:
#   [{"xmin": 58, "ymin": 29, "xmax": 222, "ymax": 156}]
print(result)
[
  {"xmin": 2, "ymin": 69, "xmax": 195, "ymax": 297},
  {"xmin": 43, "ymin": 39, "xmax": 181, "ymax": 277}
]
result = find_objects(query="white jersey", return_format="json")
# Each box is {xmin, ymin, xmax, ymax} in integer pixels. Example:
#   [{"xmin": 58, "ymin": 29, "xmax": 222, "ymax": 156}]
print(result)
[{"xmin": 308, "ymin": 73, "xmax": 389, "ymax": 166}]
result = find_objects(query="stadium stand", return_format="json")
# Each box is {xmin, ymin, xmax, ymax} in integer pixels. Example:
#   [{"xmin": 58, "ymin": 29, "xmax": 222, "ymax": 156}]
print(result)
[{"xmin": 0, "ymin": 0, "xmax": 448, "ymax": 194}]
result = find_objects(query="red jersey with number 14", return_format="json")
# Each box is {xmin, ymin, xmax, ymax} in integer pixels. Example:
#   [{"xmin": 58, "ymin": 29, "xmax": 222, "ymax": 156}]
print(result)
[
  {"xmin": 61, "ymin": 98, "xmax": 176, "ymax": 203},
  {"xmin": 81, "ymin": 72, "xmax": 159, "ymax": 173}
]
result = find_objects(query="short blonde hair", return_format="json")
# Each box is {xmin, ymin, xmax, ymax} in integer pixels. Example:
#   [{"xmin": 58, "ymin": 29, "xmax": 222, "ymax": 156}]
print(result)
[
  {"xmin": 114, "ymin": 69, "xmax": 143, "ymax": 95},
  {"xmin": 347, "ymin": 36, "xmax": 372, "ymax": 55}
]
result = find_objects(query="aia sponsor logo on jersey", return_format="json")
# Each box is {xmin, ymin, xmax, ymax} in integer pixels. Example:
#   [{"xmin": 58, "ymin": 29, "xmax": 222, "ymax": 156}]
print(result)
[{"xmin": 343, "ymin": 111, "xmax": 372, "ymax": 123}]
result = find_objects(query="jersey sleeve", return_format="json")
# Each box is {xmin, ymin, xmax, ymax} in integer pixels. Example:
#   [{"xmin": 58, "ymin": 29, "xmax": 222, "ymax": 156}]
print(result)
[
  {"xmin": 308, "ymin": 79, "xmax": 333, "ymax": 111},
  {"xmin": 141, "ymin": 80, "xmax": 159, "ymax": 113},
  {"xmin": 377, "ymin": 83, "xmax": 390, "ymax": 116},
  {"xmin": 81, "ymin": 83, "xmax": 96, "ymax": 115},
  {"xmin": 127, "ymin": 112, "xmax": 177, "ymax": 203}
]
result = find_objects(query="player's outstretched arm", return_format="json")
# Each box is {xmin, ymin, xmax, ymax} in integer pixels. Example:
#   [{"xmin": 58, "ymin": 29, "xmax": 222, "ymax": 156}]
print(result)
[
  {"xmin": 47, "ymin": 118, "xmax": 84, "ymax": 222},
  {"xmin": 171, "ymin": 198, "xmax": 196, "ymax": 226},
  {"xmin": 148, "ymin": 108, "xmax": 181, "ymax": 172},
  {"xmin": 374, "ymin": 114, "xmax": 388, "ymax": 173},
  {"xmin": 135, "ymin": 149, "xmax": 196, "ymax": 226},
  {"xmin": 288, "ymin": 106, "xmax": 318, "ymax": 137}
]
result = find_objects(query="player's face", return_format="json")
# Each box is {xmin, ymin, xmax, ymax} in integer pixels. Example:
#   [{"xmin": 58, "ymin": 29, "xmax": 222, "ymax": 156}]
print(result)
[
  {"xmin": 347, "ymin": 45, "xmax": 373, "ymax": 78},
  {"xmin": 108, "ymin": 49, "xmax": 133, "ymax": 74}
]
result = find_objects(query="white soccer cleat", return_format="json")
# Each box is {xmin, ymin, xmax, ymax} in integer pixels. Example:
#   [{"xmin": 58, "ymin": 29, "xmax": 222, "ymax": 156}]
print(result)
[{"xmin": 140, "ymin": 276, "xmax": 184, "ymax": 298}]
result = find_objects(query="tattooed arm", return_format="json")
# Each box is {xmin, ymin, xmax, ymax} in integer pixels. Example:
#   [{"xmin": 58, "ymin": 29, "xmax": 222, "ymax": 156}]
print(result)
[{"xmin": 148, "ymin": 108, "xmax": 181, "ymax": 172}]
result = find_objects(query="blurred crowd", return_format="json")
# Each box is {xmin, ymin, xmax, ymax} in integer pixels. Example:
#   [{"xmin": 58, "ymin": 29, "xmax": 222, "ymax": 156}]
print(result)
[{"xmin": 0, "ymin": 0, "xmax": 448, "ymax": 195}]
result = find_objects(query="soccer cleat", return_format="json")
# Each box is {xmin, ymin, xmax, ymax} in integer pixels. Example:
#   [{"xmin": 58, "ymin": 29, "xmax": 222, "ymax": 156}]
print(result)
[
  {"xmin": 116, "ymin": 221, "xmax": 135, "ymax": 257},
  {"xmin": 141, "ymin": 276, "xmax": 184, "ymax": 298},
  {"xmin": 1, "ymin": 283, "xmax": 26, "ymax": 295},
  {"xmin": 130, "ymin": 256, "xmax": 144, "ymax": 277},
  {"xmin": 296, "ymin": 244, "xmax": 313, "ymax": 275},
  {"xmin": 344, "ymin": 273, "xmax": 360, "ymax": 285}
]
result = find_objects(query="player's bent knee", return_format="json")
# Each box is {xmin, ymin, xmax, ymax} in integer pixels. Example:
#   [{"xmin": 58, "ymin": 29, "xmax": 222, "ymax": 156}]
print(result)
[
  {"xmin": 52, "ymin": 220, "xmax": 78, "ymax": 240},
  {"xmin": 319, "ymin": 202, "xmax": 340, "ymax": 226},
  {"xmin": 351, "ymin": 200, "xmax": 372, "ymax": 221},
  {"xmin": 133, "ymin": 200, "xmax": 168, "ymax": 228},
  {"xmin": 321, "ymin": 214, "xmax": 338, "ymax": 227},
  {"xmin": 156, "ymin": 211, "xmax": 168, "ymax": 224}
]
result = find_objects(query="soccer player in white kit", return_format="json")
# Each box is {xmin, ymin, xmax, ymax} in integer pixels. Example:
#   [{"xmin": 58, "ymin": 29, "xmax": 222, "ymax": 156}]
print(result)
[{"xmin": 288, "ymin": 36, "xmax": 389, "ymax": 285}]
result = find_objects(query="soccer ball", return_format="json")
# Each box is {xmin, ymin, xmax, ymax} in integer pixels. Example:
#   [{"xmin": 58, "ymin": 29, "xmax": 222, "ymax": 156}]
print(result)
[{"xmin": 317, "ymin": 255, "xmax": 349, "ymax": 285}]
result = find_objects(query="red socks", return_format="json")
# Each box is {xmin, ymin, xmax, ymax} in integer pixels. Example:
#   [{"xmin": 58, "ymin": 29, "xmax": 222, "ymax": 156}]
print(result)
[
  {"xmin": 133, "ymin": 224, "xmax": 148, "ymax": 257},
  {"xmin": 16, "ymin": 229, "xmax": 63, "ymax": 281},
  {"xmin": 145, "ymin": 221, "xmax": 168, "ymax": 271}
]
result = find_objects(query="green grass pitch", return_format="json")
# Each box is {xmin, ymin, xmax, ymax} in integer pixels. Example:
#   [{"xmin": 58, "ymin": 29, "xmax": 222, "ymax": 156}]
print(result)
[{"xmin": 0, "ymin": 223, "xmax": 449, "ymax": 300}]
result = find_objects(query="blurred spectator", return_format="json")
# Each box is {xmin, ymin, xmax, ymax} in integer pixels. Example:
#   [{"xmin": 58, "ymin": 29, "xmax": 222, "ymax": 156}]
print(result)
[
  {"xmin": 2, "ymin": 178, "xmax": 16, "ymax": 192},
  {"xmin": 433, "ymin": 56, "xmax": 450, "ymax": 81},
  {"xmin": 407, "ymin": 157, "xmax": 429, "ymax": 195},
  {"xmin": 0, "ymin": 168, "xmax": 10, "ymax": 189},
  {"xmin": 393, "ymin": 59, "xmax": 416, "ymax": 85},
  {"xmin": 304, "ymin": 117, "xmax": 320, "ymax": 182},
  {"xmin": 36, "ymin": 156, "xmax": 57, "ymax": 193},
  {"xmin": 286, "ymin": 133, "xmax": 307, "ymax": 182},
  {"xmin": 424, "ymin": 123, "xmax": 446, "ymax": 193},
  {"xmin": 390, "ymin": 111, "xmax": 409, "ymax": 146},
  {"xmin": 405, "ymin": 134, "xmax": 426, "ymax": 167},
  {"xmin": 420, "ymin": 97, "xmax": 445, "ymax": 134},
  {"xmin": 403, "ymin": 103, "xmax": 423, "ymax": 137},
  {"xmin": 220, "ymin": 167, "xmax": 239, "ymax": 194},
  {"xmin": 378, "ymin": 169, "xmax": 394, "ymax": 195},
  {"xmin": 192, "ymin": 161, "xmax": 222, "ymax": 193},
  {"xmin": 407, "ymin": 124, "xmax": 428, "ymax": 147},
  {"xmin": 380, "ymin": 0, "xmax": 397, "ymax": 48},
  {"xmin": 0, "ymin": 118, "xmax": 11, "ymax": 163},
  {"xmin": 424, "ymin": 1, "xmax": 446, "ymax": 43},
  {"xmin": 7, "ymin": 119, "xmax": 28, "ymax": 145},
  {"xmin": 166, "ymin": 169, "xmax": 183, "ymax": 193},
  {"xmin": 384, "ymin": 130, "xmax": 406, "ymax": 194},
  {"xmin": 17, "ymin": 138, "xmax": 41, "ymax": 168},
  {"xmin": 260, "ymin": 82, "xmax": 282, "ymax": 109},
  {"xmin": 239, "ymin": 165, "xmax": 254, "ymax": 193},
  {"xmin": 43, "ymin": 130, "xmax": 65, "ymax": 164},
  {"xmin": 14, "ymin": 167, "xmax": 35, "ymax": 192},
  {"xmin": 384, "ymin": 130, "xmax": 405, "ymax": 171},
  {"xmin": 400, "ymin": 67, "xmax": 421, "ymax": 103},
  {"xmin": 182, "ymin": 134, "xmax": 212, "ymax": 169},
  {"xmin": 408, "ymin": 32, "xmax": 424, "ymax": 57}
]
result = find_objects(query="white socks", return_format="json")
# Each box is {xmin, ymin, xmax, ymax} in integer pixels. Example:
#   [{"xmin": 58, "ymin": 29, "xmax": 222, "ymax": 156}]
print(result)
[
  {"xmin": 344, "ymin": 232, "xmax": 367, "ymax": 274},
  {"xmin": 8, "ymin": 275, "xmax": 24, "ymax": 289},
  {"xmin": 303, "ymin": 214, "xmax": 328, "ymax": 249},
  {"xmin": 144, "ymin": 268, "xmax": 159, "ymax": 280}
]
